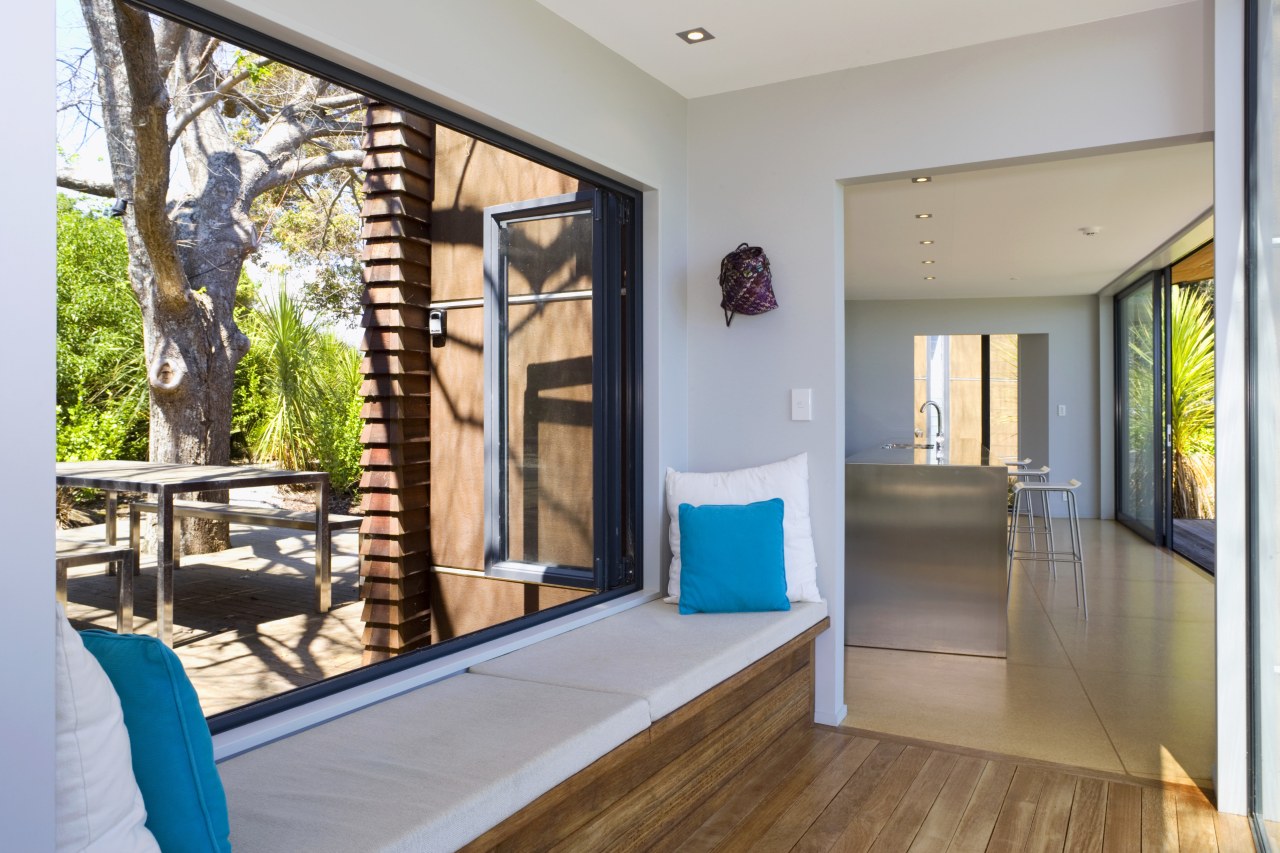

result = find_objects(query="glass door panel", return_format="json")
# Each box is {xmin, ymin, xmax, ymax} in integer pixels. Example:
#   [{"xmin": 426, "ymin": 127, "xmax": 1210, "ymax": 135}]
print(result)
[
  {"xmin": 1169, "ymin": 242, "xmax": 1216, "ymax": 572},
  {"xmin": 484, "ymin": 192, "xmax": 601, "ymax": 588},
  {"xmin": 1116, "ymin": 276, "xmax": 1164, "ymax": 542}
]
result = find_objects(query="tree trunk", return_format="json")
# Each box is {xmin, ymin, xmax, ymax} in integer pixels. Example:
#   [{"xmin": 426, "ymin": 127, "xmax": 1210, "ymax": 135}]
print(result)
[{"xmin": 144, "ymin": 264, "xmax": 245, "ymax": 554}]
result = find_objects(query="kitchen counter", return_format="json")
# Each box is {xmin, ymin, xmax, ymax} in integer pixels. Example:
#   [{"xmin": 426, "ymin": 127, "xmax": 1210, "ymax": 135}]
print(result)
[
  {"xmin": 845, "ymin": 445, "xmax": 1006, "ymax": 467},
  {"xmin": 845, "ymin": 446, "xmax": 1009, "ymax": 657}
]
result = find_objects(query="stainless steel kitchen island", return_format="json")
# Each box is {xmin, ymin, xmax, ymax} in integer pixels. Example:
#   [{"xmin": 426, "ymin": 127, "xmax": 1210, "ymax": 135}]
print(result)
[{"xmin": 845, "ymin": 445, "xmax": 1009, "ymax": 657}]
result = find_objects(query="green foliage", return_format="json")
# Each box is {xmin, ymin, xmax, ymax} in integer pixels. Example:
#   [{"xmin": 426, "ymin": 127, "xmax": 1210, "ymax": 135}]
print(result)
[
  {"xmin": 55, "ymin": 195, "xmax": 148, "ymax": 462},
  {"xmin": 239, "ymin": 288, "xmax": 363, "ymax": 494},
  {"xmin": 1123, "ymin": 283, "xmax": 1216, "ymax": 519},
  {"xmin": 1169, "ymin": 284, "xmax": 1216, "ymax": 518}
]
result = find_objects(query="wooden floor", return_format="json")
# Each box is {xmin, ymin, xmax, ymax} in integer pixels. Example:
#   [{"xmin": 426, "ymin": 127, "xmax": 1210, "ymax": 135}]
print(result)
[
  {"xmin": 661, "ymin": 725, "xmax": 1253, "ymax": 852},
  {"xmin": 1171, "ymin": 518, "xmax": 1216, "ymax": 574}
]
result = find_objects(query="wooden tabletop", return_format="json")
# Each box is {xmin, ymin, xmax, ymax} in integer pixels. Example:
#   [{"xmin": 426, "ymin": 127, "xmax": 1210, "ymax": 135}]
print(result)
[{"xmin": 56, "ymin": 460, "xmax": 327, "ymax": 493}]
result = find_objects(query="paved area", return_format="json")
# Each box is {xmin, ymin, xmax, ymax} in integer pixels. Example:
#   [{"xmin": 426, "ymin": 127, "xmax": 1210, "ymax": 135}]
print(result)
[{"xmin": 60, "ymin": 517, "xmax": 366, "ymax": 717}]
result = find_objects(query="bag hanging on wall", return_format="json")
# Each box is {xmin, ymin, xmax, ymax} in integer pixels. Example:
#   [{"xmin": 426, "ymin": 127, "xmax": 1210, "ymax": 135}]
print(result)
[{"xmin": 718, "ymin": 242, "xmax": 778, "ymax": 327}]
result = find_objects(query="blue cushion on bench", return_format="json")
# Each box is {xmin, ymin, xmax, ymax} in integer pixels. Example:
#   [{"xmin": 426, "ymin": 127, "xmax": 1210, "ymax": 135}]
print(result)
[
  {"xmin": 677, "ymin": 498, "xmax": 790, "ymax": 615},
  {"xmin": 80, "ymin": 630, "xmax": 231, "ymax": 853}
]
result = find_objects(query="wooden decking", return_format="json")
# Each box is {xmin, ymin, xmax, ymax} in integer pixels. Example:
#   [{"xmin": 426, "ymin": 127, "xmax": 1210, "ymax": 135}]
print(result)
[
  {"xmin": 662, "ymin": 725, "xmax": 1251, "ymax": 852},
  {"xmin": 1172, "ymin": 518, "xmax": 1216, "ymax": 573}
]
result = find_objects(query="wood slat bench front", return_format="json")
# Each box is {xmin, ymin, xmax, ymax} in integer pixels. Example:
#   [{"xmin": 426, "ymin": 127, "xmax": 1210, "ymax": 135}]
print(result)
[
  {"xmin": 461, "ymin": 617, "xmax": 829, "ymax": 852},
  {"xmin": 129, "ymin": 499, "xmax": 361, "ymax": 613}
]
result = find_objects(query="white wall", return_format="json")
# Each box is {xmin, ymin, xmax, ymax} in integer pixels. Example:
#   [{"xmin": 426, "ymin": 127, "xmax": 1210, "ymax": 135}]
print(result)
[
  {"xmin": 844, "ymin": 298, "xmax": 1100, "ymax": 517},
  {"xmin": 688, "ymin": 2, "xmax": 1211, "ymax": 726},
  {"xmin": 3, "ymin": 1, "xmax": 55, "ymax": 846}
]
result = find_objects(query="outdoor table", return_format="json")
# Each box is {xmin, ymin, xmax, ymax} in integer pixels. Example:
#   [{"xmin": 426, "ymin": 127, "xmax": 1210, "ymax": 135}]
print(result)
[{"xmin": 56, "ymin": 461, "xmax": 331, "ymax": 646}]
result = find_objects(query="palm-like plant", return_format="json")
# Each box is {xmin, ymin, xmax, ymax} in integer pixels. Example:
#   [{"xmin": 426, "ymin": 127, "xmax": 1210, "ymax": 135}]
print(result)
[
  {"xmin": 1169, "ymin": 284, "xmax": 1216, "ymax": 518},
  {"xmin": 246, "ymin": 288, "xmax": 326, "ymax": 470}
]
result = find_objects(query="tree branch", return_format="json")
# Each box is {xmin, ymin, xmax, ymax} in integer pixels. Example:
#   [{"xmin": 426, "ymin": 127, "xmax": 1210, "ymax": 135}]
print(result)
[
  {"xmin": 56, "ymin": 168, "xmax": 116, "ymax": 198},
  {"xmin": 153, "ymin": 17, "xmax": 185, "ymax": 80},
  {"xmin": 253, "ymin": 148, "xmax": 364, "ymax": 196},
  {"xmin": 83, "ymin": 0, "xmax": 190, "ymax": 311},
  {"xmin": 168, "ymin": 56, "xmax": 272, "ymax": 146},
  {"xmin": 315, "ymin": 91, "xmax": 365, "ymax": 110}
]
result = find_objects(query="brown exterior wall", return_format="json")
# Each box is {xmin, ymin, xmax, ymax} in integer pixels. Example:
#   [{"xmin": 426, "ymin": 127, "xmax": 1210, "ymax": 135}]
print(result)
[{"xmin": 357, "ymin": 104, "xmax": 435, "ymax": 661}]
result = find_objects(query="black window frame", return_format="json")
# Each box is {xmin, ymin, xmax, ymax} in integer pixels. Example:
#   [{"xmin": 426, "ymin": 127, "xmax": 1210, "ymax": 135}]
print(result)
[{"xmin": 120, "ymin": 0, "xmax": 644, "ymax": 734}]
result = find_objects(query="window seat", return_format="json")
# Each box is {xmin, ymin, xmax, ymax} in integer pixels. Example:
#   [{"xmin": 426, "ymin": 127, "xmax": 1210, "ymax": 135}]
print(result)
[{"xmin": 220, "ymin": 599, "xmax": 830, "ymax": 852}]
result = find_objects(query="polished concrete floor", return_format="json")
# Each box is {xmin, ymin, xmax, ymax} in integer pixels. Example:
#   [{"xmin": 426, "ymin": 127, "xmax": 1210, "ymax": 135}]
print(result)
[{"xmin": 845, "ymin": 520, "xmax": 1216, "ymax": 788}]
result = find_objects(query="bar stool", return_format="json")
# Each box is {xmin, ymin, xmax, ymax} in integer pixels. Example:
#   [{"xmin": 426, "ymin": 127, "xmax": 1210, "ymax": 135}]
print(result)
[
  {"xmin": 1007, "ymin": 479, "xmax": 1087, "ymax": 617},
  {"xmin": 1008, "ymin": 465, "xmax": 1051, "ymax": 560}
]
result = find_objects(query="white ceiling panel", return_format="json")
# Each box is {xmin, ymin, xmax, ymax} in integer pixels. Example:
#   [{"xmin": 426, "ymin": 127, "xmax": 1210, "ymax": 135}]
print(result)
[
  {"xmin": 535, "ymin": 0, "xmax": 1197, "ymax": 98},
  {"xmin": 844, "ymin": 143, "xmax": 1213, "ymax": 301}
]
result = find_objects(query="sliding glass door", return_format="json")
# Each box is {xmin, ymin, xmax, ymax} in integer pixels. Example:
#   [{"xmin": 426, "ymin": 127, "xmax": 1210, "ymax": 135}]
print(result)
[{"xmin": 1116, "ymin": 274, "xmax": 1166, "ymax": 544}]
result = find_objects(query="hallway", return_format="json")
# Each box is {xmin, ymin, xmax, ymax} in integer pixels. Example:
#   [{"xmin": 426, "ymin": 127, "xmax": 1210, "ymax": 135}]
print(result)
[{"xmin": 845, "ymin": 520, "xmax": 1215, "ymax": 787}]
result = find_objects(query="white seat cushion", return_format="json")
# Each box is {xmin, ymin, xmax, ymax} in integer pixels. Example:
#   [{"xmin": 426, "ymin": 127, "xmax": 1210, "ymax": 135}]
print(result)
[
  {"xmin": 220, "ymin": 673, "xmax": 649, "ymax": 853},
  {"xmin": 471, "ymin": 599, "xmax": 828, "ymax": 720}
]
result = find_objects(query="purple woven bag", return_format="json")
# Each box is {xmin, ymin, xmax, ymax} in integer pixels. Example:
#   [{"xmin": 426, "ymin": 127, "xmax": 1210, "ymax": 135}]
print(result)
[{"xmin": 718, "ymin": 242, "xmax": 778, "ymax": 326}]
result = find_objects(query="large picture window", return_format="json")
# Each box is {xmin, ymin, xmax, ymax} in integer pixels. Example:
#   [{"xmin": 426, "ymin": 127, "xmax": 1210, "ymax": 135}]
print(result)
[{"xmin": 54, "ymin": 0, "xmax": 641, "ymax": 730}]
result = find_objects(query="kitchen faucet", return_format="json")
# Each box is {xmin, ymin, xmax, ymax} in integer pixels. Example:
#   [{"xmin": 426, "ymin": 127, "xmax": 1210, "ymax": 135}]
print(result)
[{"xmin": 920, "ymin": 400, "xmax": 944, "ymax": 448}]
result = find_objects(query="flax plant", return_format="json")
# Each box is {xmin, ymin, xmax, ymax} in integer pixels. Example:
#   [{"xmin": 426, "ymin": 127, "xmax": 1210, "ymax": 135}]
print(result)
[
  {"xmin": 1169, "ymin": 284, "xmax": 1216, "ymax": 519},
  {"xmin": 246, "ymin": 288, "xmax": 326, "ymax": 470}
]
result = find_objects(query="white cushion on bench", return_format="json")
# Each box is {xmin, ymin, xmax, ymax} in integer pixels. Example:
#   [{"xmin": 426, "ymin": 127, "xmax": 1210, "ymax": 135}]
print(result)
[
  {"xmin": 471, "ymin": 599, "xmax": 827, "ymax": 720},
  {"xmin": 220, "ymin": 672, "xmax": 649, "ymax": 853}
]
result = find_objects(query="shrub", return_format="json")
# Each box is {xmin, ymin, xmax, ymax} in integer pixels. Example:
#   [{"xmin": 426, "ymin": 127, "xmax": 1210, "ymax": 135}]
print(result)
[{"xmin": 55, "ymin": 195, "xmax": 148, "ymax": 462}]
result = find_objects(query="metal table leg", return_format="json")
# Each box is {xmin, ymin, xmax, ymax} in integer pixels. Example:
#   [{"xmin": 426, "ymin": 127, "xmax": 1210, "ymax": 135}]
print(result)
[
  {"xmin": 315, "ymin": 477, "xmax": 331, "ymax": 612},
  {"xmin": 156, "ymin": 489, "xmax": 175, "ymax": 646}
]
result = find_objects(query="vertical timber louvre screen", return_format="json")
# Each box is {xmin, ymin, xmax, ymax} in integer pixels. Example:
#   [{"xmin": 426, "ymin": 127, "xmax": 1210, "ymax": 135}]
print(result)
[{"xmin": 357, "ymin": 102, "xmax": 435, "ymax": 662}]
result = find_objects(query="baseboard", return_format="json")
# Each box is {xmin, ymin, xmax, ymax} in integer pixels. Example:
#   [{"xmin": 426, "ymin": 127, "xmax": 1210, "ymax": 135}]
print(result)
[{"xmin": 814, "ymin": 703, "xmax": 847, "ymax": 727}]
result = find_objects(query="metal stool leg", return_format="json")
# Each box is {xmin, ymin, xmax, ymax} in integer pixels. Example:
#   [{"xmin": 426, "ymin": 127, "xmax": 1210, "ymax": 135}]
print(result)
[{"xmin": 1068, "ymin": 491, "xmax": 1087, "ymax": 619}]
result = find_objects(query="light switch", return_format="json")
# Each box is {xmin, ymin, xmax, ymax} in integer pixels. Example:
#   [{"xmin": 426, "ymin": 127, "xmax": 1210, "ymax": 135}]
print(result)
[
  {"xmin": 1058, "ymin": 405, "xmax": 1067, "ymax": 417},
  {"xmin": 791, "ymin": 388, "xmax": 813, "ymax": 421}
]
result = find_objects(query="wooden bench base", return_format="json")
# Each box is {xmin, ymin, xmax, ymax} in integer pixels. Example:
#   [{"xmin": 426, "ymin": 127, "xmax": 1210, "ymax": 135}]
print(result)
[{"xmin": 461, "ymin": 617, "xmax": 829, "ymax": 852}]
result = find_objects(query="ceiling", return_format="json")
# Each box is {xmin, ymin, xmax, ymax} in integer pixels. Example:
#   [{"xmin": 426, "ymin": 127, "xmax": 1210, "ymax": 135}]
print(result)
[
  {"xmin": 844, "ymin": 143, "xmax": 1213, "ymax": 301},
  {"xmin": 534, "ymin": 0, "xmax": 1196, "ymax": 99}
]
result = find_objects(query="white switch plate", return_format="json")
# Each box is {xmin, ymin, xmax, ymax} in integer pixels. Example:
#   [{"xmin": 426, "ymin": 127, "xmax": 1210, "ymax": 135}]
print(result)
[
  {"xmin": 1058, "ymin": 404, "xmax": 1067, "ymax": 417},
  {"xmin": 791, "ymin": 388, "xmax": 813, "ymax": 421}
]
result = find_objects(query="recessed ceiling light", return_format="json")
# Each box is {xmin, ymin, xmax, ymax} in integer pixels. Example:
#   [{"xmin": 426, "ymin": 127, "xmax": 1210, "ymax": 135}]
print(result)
[
  {"xmin": 922, "ymin": 260, "xmax": 935, "ymax": 265},
  {"xmin": 915, "ymin": 213, "xmax": 932, "ymax": 219},
  {"xmin": 677, "ymin": 27, "xmax": 714, "ymax": 43},
  {"xmin": 920, "ymin": 240, "xmax": 934, "ymax": 245},
  {"xmin": 924, "ymin": 276, "xmax": 937, "ymax": 281},
  {"xmin": 911, "ymin": 176, "xmax": 932, "ymax": 183}
]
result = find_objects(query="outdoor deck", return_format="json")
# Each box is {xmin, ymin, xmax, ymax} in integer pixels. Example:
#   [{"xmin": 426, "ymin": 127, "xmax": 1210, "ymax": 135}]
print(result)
[{"xmin": 59, "ymin": 518, "xmax": 365, "ymax": 716}]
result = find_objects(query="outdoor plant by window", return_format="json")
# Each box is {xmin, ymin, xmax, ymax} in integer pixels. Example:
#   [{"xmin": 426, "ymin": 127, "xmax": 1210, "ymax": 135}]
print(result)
[{"xmin": 1168, "ymin": 283, "xmax": 1216, "ymax": 519}]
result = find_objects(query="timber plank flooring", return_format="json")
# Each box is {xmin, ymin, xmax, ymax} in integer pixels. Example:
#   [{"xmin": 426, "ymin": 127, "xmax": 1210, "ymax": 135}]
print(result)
[{"xmin": 661, "ymin": 727, "xmax": 1250, "ymax": 853}]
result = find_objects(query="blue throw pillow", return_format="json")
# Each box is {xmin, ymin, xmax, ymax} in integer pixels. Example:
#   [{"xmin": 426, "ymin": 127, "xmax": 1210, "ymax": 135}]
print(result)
[
  {"xmin": 80, "ymin": 630, "xmax": 231, "ymax": 853},
  {"xmin": 677, "ymin": 498, "xmax": 791, "ymax": 614}
]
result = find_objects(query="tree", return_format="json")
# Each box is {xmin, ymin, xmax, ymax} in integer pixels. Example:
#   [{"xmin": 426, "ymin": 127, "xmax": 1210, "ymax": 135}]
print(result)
[{"xmin": 57, "ymin": 0, "xmax": 364, "ymax": 551}]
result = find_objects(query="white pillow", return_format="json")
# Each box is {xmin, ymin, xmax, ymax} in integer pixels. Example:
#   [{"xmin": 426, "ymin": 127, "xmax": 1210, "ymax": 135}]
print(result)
[
  {"xmin": 54, "ymin": 603, "xmax": 160, "ymax": 853},
  {"xmin": 666, "ymin": 453, "xmax": 822, "ymax": 604}
]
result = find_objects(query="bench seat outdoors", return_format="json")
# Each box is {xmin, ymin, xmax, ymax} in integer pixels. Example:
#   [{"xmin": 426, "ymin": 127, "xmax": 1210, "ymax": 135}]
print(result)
[
  {"xmin": 221, "ymin": 673, "xmax": 651, "ymax": 853},
  {"xmin": 129, "ymin": 498, "xmax": 361, "ymax": 614},
  {"xmin": 221, "ymin": 598, "xmax": 830, "ymax": 852},
  {"xmin": 129, "ymin": 498, "xmax": 363, "ymax": 532}
]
